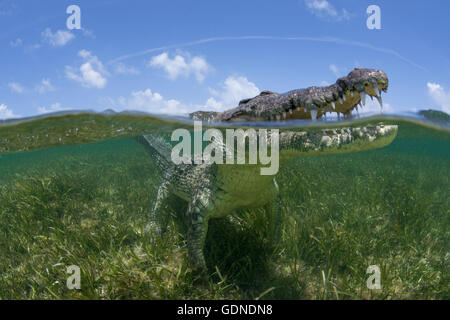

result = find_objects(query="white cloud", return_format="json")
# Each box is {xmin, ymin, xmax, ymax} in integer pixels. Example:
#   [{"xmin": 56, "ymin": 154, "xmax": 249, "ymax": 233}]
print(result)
[
  {"xmin": 42, "ymin": 28, "xmax": 75, "ymax": 47},
  {"xmin": 427, "ymin": 82, "xmax": 450, "ymax": 114},
  {"xmin": 24, "ymin": 43, "xmax": 41, "ymax": 53},
  {"xmin": 114, "ymin": 63, "xmax": 140, "ymax": 75},
  {"xmin": 305, "ymin": 0, "xmax": 350, "ymax": 21},
  {"xmin": 37, "ymin": 102, "xmax": 66, "ymax": 114},
  {"xmin": 149, "ymin": 52, "xmax": 211, "ymax": 82},
  {"xmin": 329, "ymin": 64, "xmax": 340, "ymax": 77},
  {"xmin": 8, "ymin": 82, "xmax": 24, "ymax": 93},
  {"xmin": 35, "ymin": 78, "xmax": 55, "ymax": 94},
  {"xmin": 78, "ymin": 49, "xmax": 91, "ymax": 59},
  {"xmin": 202, "ymin": 76, "xmax": 260, "ymax": 111},
  {"xmin": 110, "ymin": 89, "xmax": 188, "ymax": 115},
  {"xmin": 81, "ymin": 28, "xmax": 95, "ymax": 39},
  {"xmin": 9, "ymin": 37, "xmax": 41, "ymax": 52},
  {"xmin": 102, "ymin": 75, "xmax": 259, "ymax": 116},
  {"xmin": 0, "ymin": 104, "xmax": 18, "ymax": 119},
  {"xmin": 65, "ymin": 50, "xmax": 108, "ymax": 89},
  {"xmin": 10, "ymin": 38, "xmax": 22, "ymax": 47}
]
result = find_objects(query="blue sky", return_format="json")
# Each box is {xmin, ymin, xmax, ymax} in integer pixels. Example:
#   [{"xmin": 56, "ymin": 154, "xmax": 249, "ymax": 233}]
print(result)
[{"xmin": 1, "ymin": 0, "xmax": 449, "ymax": 119}]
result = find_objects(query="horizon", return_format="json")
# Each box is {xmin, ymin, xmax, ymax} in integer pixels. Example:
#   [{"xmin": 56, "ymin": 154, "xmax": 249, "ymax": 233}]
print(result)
[{"xmin": 1, "ymin": 0, "xmax": 449, "ymax": 119}]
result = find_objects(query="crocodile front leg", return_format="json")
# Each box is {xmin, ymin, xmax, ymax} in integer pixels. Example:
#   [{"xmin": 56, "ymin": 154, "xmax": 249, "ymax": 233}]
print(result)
[
  {"xmin": 145, "ymin": 167, "xmax": 174, "ymax": 236},
  {"xmin": 186, "ymin": 186, "xmax": 214, "ymax": 272}
]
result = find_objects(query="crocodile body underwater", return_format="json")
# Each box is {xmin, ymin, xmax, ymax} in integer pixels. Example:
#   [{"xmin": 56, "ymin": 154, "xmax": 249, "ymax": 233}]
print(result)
[{"xmin": 137, "ymin": 68, "xmax": 398, "ymax": 273}]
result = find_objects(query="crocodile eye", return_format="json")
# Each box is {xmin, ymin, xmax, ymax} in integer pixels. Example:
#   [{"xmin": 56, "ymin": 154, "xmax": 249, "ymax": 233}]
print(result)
[{"xmin": 364, "ymin": 82, "xmax": 369, "ymax": 87}]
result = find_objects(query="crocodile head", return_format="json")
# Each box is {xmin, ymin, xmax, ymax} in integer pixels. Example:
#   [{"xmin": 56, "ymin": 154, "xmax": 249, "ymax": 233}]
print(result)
[{"xmin": 191, "ymin": 68, "xmax": 388, "ymax": 122}]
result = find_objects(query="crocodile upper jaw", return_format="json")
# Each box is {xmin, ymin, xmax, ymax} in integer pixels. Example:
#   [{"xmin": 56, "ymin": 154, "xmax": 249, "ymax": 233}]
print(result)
[{"xmin": 190, "ymin": 68, "xmax": 388, "ymax": 123}]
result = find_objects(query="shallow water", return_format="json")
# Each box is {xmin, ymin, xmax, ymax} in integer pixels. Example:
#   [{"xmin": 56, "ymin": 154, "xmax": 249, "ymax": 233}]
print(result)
[
  {"xmin": 0, "ymin": 114, "xmax": 448, "ymax": 299},
  {"xmin": 0, "ymin": 115, "xmax": 448, "ymax": 183}
]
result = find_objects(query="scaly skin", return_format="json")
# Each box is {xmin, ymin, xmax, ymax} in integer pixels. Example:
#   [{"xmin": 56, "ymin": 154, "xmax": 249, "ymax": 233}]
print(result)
[
  {"xmin": 190, "ymin": 68, "xmax": 388, "ymax": 122},
  {"xmin": 138, "ymin": 68, "xmax": 396, "ymax": 273}
]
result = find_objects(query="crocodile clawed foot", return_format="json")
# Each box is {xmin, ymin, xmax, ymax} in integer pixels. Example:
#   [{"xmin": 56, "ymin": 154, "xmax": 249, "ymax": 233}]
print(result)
[
  {"xmin": 186, "ymin": 258, "xmax": 210, "ymax": 286},
  {"xmin": 191, "ymin": 267, "xmax": 210, "ymax": 286}
]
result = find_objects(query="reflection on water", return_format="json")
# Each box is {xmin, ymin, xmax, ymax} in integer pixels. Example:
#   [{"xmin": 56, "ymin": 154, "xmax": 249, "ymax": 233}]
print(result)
[
  {"xmin": 0, "ymin": 116, "xmax": 450, "ymax": 188},
  {"xmin": 0, "ymin": 114, "xmax": 448, "ymax": 184}
]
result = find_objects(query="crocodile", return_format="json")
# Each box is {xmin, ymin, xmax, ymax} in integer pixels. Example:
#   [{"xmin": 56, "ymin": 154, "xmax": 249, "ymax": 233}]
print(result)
[{"xmin": 138, "ymin": 68, "xmax": 397, "ymax": 273}]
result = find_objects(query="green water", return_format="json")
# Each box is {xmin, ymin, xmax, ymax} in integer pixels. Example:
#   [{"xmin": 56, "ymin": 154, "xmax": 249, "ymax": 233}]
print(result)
[
  {"xmin": 0, "ymin": 116, "xmax": 448, "ymax": 299},
  {"xmin": 0, "ymin": 138, "xmax": 146, "ymax": 184}
]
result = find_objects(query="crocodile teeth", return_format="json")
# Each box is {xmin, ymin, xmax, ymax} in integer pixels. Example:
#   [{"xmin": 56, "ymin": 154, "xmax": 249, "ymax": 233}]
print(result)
[
  {"xmin": 342, "ymin": 94, "xmax": 346, "ymax": 102},
  {"xmin": 338, "ymin": 97, "xmax": 343, "ymax": 104},
  {"xmin": 310, "ymin": 110, "xmax": 317, "ymax": 120},
  {"xmin": 360, "ymin": 91, "xmax": 366, "ymax": 106},
  {"xmin": 296, "ymin": 106, "xmax": 301, "ymax": 111},
  {"xmin": 282, "ymin": 111, "xmax": 287, "ymax": 119},
  {"xmin": 331, "ymin": 101, "xmax": 336, "ymax": 110},
  {"xmin": 376, "ymin": 95, "xmax": 383, "ymax": 109},
  {"xmin": 276, "ymin": 114, "xmax": 280, "ymax": 121},
  {"xmin": 373, "ymin": 86, "xmax": 380, "ymax": 97},
  {"xmin": 350, "ymin": 91, "xmax": 354, "ymax": 97},
  {"xmin": 289, "ymin": 109, "xmax": 293, "ymax": 115}
]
